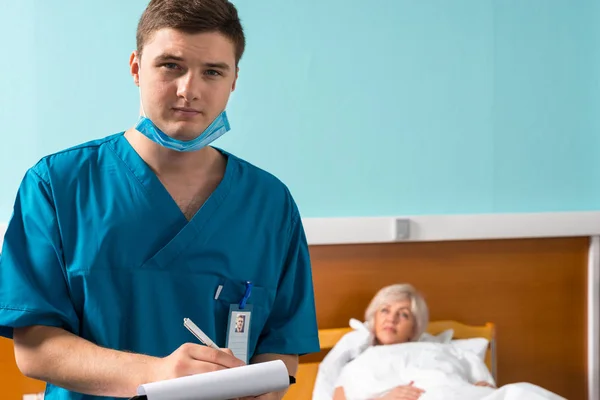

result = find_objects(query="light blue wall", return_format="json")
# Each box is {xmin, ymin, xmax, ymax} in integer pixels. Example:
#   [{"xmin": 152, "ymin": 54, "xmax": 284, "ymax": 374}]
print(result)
[{"xmin": 1, "ymin": 1, "xmax": 598, "ymax": 220}]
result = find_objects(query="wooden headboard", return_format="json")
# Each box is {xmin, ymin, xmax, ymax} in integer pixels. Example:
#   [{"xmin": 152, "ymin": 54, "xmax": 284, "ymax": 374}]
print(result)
[{"xmin": 287, "ymin": 237, "xmax": 588, "ymax": 400}]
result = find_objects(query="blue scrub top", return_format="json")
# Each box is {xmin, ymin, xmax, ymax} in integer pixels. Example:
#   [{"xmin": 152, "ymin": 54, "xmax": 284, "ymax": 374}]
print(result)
[{"xmin": 0, "ymin": 133, "xmax": 320, "ymax": 400}]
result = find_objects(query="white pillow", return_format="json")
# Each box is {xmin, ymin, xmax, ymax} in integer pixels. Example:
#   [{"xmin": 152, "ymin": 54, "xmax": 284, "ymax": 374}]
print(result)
[
  {"xmin": 418, "ymin": 328, "xmax": 454, "ymax": 343},
  {"xmin": 451, "ymin": 337, "xmax": 489, "ymax": 361}
]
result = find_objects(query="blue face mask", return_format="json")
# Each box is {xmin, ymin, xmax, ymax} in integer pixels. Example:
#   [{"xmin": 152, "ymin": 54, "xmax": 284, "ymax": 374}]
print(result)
[
  {"xmin": 135, "ymin": 112, "xmax": 230, "ymax": 152},
  {"xmin": 134, "ymin": 88, "xmax": 231, "ymax": 152}
]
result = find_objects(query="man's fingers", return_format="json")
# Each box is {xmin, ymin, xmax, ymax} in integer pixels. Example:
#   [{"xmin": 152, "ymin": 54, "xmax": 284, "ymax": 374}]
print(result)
[
  {"xmin": 184, "ymin": 343, "xmax": 245, "ymax": 368},
  {"xmin": 214, "ymin": 348, "xmax": 245, "ymax": 367},
  {"xmin": 221, "ymin": 348, "xmax": 235, "ymax": 357}
]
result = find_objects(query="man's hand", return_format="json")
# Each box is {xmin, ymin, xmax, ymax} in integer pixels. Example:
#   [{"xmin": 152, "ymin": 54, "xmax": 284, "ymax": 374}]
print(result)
[
  {"xmin": 152, "ymin": 343, "xmax": 245, "ymax": 381},
  {"xmin": 236, "ymin": 353, "xmax": 298, "ymax": 400},
  {"xmin": 13, "ymin": 326, "xmax": 245, "ymax": 398}
]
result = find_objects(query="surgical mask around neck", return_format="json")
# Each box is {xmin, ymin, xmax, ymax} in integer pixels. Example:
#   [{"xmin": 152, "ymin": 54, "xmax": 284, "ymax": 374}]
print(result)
[{"xmin": 134, "ymin": 88, "xmax": 230, "ymax": 152}]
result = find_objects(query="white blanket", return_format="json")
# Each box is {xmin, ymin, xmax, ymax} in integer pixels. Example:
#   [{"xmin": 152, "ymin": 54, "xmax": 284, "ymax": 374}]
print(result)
[
  {"xmin": 313, "ymin": 319, "xmax": 373, "ymax": 400},
  {"xmin": 313, "ymin": 320, "xmax": 456, "ymax": 400},
  {"xmin": 335, "ymin": 342, "xmax": 566, "ymax": 400}
]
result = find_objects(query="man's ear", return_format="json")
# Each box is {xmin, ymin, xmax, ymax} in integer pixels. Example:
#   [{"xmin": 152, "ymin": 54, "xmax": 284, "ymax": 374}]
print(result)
[
  {"xmin": 130, "ymin": 51, "xmax": 141, "ymax": 86},
  {"xmin": 231, "ymin": 66, "xmax": 239, "ymax": 92}
]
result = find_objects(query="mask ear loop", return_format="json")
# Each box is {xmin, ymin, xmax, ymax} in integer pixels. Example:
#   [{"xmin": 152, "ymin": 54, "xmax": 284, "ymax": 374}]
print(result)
[
  {"xmin": 135, "ymin": 53, "xmax": 146, "ymax": 117},
  {"xmin": 139, "ymin": 85, "xmax": 148, "ymax": 118},
  {"xmin": 136, "ymin": 65, "xmax": 147, "ymax": 118}
]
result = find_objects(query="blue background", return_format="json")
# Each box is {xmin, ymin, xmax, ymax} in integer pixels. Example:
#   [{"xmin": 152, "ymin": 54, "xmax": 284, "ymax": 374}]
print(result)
[{"xmin": 1, "ymin": 1, "xmax": 598, "ymax": 219}]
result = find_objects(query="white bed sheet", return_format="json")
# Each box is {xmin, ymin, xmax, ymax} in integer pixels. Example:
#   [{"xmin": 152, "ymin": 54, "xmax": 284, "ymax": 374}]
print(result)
[{"xmin": 335, "ymin": 342, "xmax": 565, "ymax": 400}]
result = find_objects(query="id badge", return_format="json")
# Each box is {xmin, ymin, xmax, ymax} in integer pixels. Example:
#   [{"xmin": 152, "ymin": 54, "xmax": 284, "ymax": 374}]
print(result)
[{"xmin": 225, "ymin": 304, "xmax": 252, "ymax": 364}]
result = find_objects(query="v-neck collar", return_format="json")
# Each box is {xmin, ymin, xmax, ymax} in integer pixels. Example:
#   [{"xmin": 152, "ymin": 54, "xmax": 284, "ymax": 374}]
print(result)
[{"xmin": 108, "ymin": 133, "xmax": 235, "ymax": 225}]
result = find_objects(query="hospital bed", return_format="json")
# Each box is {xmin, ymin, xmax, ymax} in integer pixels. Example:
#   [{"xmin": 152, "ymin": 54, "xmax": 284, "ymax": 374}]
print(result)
[{"xmin": 284, "ymin": 320, "xmax": 496, "ymax": 400}]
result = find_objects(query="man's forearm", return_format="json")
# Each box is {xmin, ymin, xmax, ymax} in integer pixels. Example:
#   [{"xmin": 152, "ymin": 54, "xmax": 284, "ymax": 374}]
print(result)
[{"xmin": 14, "ymin": 325, "xmax": 158, "ymax": 398}]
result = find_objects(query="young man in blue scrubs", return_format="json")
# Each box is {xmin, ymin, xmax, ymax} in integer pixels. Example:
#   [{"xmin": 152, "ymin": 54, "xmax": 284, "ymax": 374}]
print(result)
[{"xmin": 0, "ymin": 0, "xmax": 320, "ymax": 399}]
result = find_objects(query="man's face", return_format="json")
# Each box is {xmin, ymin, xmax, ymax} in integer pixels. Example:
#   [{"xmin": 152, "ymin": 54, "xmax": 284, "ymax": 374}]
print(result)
[
  {"xmin": 130, "ymin": 28, "xmax": 238, "ymax": 141},
  {"xmin": 236, "ymin": 315, "xmax": 244, "ymax": 331}
]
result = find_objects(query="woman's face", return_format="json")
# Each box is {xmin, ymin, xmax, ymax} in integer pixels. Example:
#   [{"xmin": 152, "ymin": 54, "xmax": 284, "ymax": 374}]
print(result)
[{"xmin": 373, "ymin": 299, "xmax": 415, "ymax": 345}]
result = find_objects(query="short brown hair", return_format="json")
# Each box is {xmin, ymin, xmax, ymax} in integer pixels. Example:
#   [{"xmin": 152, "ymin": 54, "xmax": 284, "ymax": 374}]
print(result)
[{"xmin": 136, "ymin": 0, "xmax": 245, "ymax": 65}]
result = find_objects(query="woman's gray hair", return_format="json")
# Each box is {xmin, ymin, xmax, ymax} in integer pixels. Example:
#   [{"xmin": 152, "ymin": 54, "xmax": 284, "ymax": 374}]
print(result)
[{"xmin": 364, "ymin": 283, "xmax": 429, "ymax": 341}]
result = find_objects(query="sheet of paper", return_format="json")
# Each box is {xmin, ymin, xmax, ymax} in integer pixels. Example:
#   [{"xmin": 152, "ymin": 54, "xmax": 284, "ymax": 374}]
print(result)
[{"xmin": 137, "ymin": 359, "xmax": 289, "ymax": 400}]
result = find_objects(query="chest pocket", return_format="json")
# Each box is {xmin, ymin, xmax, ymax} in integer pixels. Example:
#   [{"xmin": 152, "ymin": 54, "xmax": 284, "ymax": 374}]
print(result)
[{"xmin": 214, "ymin": 279, "xmax": 274, "ymax": 357}]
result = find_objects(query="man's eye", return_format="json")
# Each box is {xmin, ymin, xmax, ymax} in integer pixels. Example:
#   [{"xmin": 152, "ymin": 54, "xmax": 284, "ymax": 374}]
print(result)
[
  {"xmin": 205, "ymin": 69, "xmax": 222, "ymax": 77},
  {"xmin": 162, "ymin": 63, "xmax": 180, "ymax": 70}
]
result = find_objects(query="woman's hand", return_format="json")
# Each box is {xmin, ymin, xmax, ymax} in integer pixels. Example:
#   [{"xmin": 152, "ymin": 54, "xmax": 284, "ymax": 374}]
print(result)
[
  {"xmin": 474, "ymin": 381, "xmax": 495, "ymax": 388},
  {"xmin": 379, "ymin": 381, "xmax": 425, "ymax": 399}
]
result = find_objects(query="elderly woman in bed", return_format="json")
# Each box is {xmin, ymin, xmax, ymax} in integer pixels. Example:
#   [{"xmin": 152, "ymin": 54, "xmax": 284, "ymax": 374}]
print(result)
[{"xmin": 332, "ymin": 284, "xmax": 495, "ymax": 400}]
